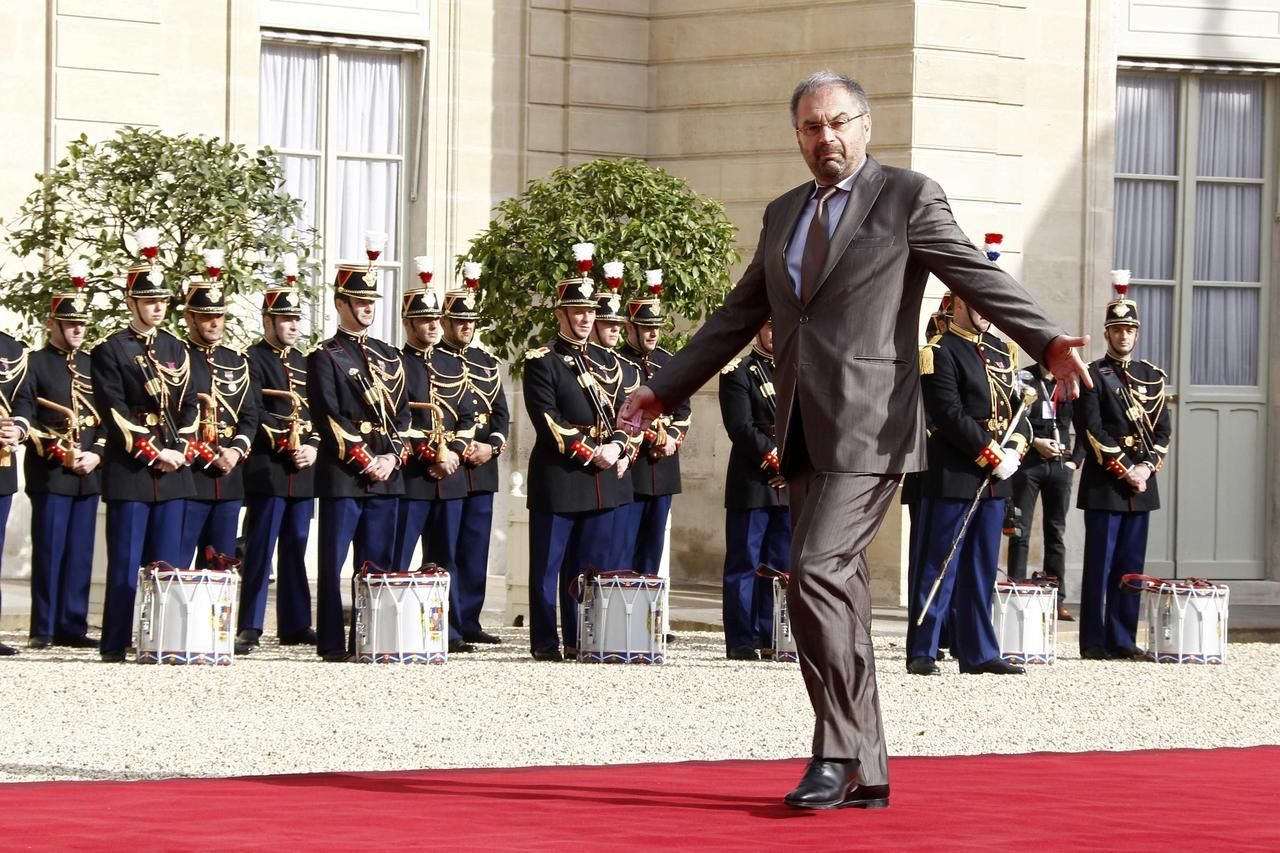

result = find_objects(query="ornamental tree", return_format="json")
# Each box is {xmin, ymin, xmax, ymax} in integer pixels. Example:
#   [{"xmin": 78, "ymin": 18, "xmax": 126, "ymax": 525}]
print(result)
[
  {"xmin": 459, "ymin": 158, "xmax": 739, "ymax": 371},
  {"xmin": 1, "ymin": 127, "xmax": 320, "ymax": 348}
]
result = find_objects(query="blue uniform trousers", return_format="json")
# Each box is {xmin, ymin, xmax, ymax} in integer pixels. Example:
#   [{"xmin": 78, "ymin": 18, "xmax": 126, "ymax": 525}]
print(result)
[
  {"xmin": 528, "ymin": 509, "xmax": 613, "ymax": 652},
  {"xmin": 316, "ymin": 496, "xmax": 398, "ymax": 656},
  {"xmin": 394, "ymin": 496, "xmax": 464, "ymax": 643},
  {"xmin": 446, "ymin": 492, "xmax": 494, "ymax": 639},
  {"xmin": 0, "ymin": 494, "xmax": 10, "ymax": 619},
  {"xmin": 723, "ymin": 506, "xmax": 791, "ymax": 652},
  {"xmin": 626, "ymin": 494, "xmax": 672, "ymax": 575},
  {"xmin": 239, "ymin": 495, "xmax": 313, "ymax": 637},
  {"xmin": 180, "ymin": 498, "xmax": 242, "ymax": 567},
  {"xmin": 908, "ymin": 497, "xmax": 1004, "ymax": 668},
  {"xmin": 101, "ymin": 499, "xmax": 187, "ymax": 654},
  {"xmin": 905, "ymin": 494, "xmax": 955, "ymax": 657},
  {"xmin": 1080, "ymin": 510, "xmax": 1148, "ymax": 654},
  {"xmin": 29, "ymin": 493, "xmax": 99, "ymax": 641}
]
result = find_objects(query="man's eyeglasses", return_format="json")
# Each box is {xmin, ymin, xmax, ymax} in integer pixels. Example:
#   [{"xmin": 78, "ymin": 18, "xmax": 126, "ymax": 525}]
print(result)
[{"xmin": 795, "ymin": 113, "xmax": 866, "ymax": 138}]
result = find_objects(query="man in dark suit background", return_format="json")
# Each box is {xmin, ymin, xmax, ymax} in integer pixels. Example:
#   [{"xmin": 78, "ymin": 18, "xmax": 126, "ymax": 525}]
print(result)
[{"xmin": 620, "ymin": 70, "xmax": 1090, "ymax": 810}]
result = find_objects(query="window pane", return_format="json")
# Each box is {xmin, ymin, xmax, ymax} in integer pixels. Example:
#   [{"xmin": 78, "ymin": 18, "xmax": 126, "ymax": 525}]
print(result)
[
  {"xmin": 260, "ymin": 44, "xmax": 321, "ymax": 151},
  {"xmin": 337, "ymin": 51, "xmax": 402, "ymax": 155},
  {"xmin": 1114, "ymin": 179, "xmax": 1176, "ymax": 280},
  {"xmin": 1116, "ymin": 74, "xmax": 1178, "ymax": 176},
  {"xmin": 1132, "ymin": 284, "xmax": 1174, "ymax": 374},
  {"xmin": 1191, "ymin": 286, "xmax": 1258, "ymax": 386},
  {"xmin": 337, "ymin": 159, "xmax": 401, "ymax": 263},
  {"xmin": 1197, "ymin": 78, "xmax": 1263, "ymax": 179},
  {"xmin": 280, "ymin": 154, "xmax": 319, "ymax": 232},
  {"xmin": 1194, "ymin": 183, "xmax": 1261, "ymax": 282}
]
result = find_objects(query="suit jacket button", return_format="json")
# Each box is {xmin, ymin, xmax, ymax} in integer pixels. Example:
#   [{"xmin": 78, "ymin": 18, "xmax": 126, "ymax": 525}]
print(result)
[{"xmin": 799, "ymin": 314, "xmax": 809, "ymax": 324}]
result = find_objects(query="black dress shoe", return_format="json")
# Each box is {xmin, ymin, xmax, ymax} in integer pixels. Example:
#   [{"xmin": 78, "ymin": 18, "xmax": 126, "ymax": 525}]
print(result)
[
  {"xmin": 234, "ymin": 641, "xmax": 254, "ymax": 656},
  {"xmin": 448, "ymin": 640, "xmax": 475, "ymax": 654},
  {"xmin": 100, "ymin": 650, "xmax": 126, "ymax": 663},
  {"xmin": 906, "ymin": 656, "xmax": 939, "ymax": 676},
  {"xmin": 29, "ymin": 636, "xmax": 54, "ymax": 650},
  {"xmin": 531, "ymin": 647, "xmax": 564, "ymax": 662},
  {"xmin": 280, "ymin": 628, "xmax": 318, "ymax": 646},
  {"xmin": 1081, "ymin": 646, "xmax": 1110, "ymax": 660},
  {"xmin": 665, "ymin": 633, "xmax": 677, "ymax": 644},
  {"xmin": 1110, "ymin": 645, "xmax": 1143, "ymax": 660},
  {"xmin": 0, "ymin": 642, "xmax": 19, "ymax": 656},
  {"xmin": 320, "ymin": 650, "xmax": 352, "ymax": 662},
  {"xmin": 55, "ymin": 634, "xmax": 99, "ymax": 649},
  {"xmin": 236, "ymin": 628, "xmax": 262, "ymax": 648},
  {"xmin": 784, "ymin": 759, "xmax": 890, "ymax": 810},
  {"xmin": 463, "ymin": 630, "xmax": 502, "ymax": 645},
  {"xmin": 959, "ymin": 657, "xmax": 1025, "ymax": 675},
  {"xmin": 562, "ymin": 645, "xmax": 579, "ymax": 660},
  {"xmin": 727, "ymin": 646, "xmax": 759, "ymax": 661}
]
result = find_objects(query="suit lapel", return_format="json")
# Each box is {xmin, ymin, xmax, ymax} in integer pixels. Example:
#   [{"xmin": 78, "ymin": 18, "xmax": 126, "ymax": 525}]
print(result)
[
  {"xmin": 809, "ymin": 157, "xmax": 886, "ymax": 303},
  {"xmin": 770, "ymin": 183, "xmax": 812, "ymax": 306}
]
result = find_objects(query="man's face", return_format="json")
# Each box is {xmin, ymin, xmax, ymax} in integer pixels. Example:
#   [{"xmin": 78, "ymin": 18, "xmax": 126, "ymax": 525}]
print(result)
[
  {"xmin": 403, "ymin": 317, "xmax": 434, "ymax": 349},
  {"xmin": 593, "ymin": 320, "xmax": 622, "ymax": 348},
  {"xmin": 267, "ymin": 315, "xmax": 301, "ymax": 347},
  {"xmin": 558, "ymin": 307, "xmax": 595, "ymax": 341},
  {"xmin": 794, "ymin": 85, "xmax": 872, "ymax": 185},
  {"xmin": 444, "ymin": 317, "xmax": 475, "ymax": 348},
  {"xmin": 950, "ymin": 295, "xmax": 989, "ymax": 334},
  {"xmin": 130, "ymin": 297, "xmax": 168, "ymax": 328},
  {"xmin": 338, "ymin": 296, "xmax": 376, "ymax": 330},
  {"xmin": 188, "ymin": 312, "xmax": 225, "ymax": 346},
  {"xmin": 50, "ymin": 320, "xmax": 86, "ymax": 351},
  {"xmin": 627, "ymin": 324, "xmax": 661, "ymax": 353},
  {"xmin": 1105, "ymin": 324, "xmax": 1139, "ymax": 358},
  {"xmin": 424, "ymin": 317, "xmax": 443, "ymax": 346},
  {"xmin": 756, "ymin": 322, "xmax": 773, "ymax": 354}
]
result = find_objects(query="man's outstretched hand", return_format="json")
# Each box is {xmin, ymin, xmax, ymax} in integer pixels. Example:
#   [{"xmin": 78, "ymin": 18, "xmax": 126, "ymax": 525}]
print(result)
[
  {"xmin": 618, "ymin": 386, "xmax": 663, "ymax": 435},
  {"xmin": 1045, "ymin": 334, "xmax": 1093, "ymax": 399}
]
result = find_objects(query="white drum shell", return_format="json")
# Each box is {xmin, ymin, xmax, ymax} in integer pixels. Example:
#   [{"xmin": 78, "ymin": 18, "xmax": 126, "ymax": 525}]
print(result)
[
  {"xmin": 1140, "ymin": 583, "xmax": 1229, "ymax": 664},
  {"xmin": 577, "ymin": 575, "xmax": 666, "ymax": 664},
  {"xmin": 991, "ymin": 583, "xmax": 1058, "ymax": 665},
  {"xmin": 354, "ymin": 573, "xmax": 450, "ymax": 664},
  {"xmin": 135, "ymin": 567, "xmax": 240, "ymax": 665},
  {"xmin": 769, "ymin": 578, "xmax": 797, "ymax": 662}
]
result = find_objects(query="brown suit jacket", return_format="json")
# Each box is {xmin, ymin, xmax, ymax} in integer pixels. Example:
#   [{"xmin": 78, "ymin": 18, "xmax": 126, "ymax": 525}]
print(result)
[{"xmin": 648, "ymin": 157, "xmax": 1065, "ymax": 475}]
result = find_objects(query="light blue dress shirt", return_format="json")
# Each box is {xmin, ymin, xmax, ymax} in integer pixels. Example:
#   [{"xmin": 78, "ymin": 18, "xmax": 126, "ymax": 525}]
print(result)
[{"xmin": 785, "ymin": 163, "xmax": 865, "ymax": 297}]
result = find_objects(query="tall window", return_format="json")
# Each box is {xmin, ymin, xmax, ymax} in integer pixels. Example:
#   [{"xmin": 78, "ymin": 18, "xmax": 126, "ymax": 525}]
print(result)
[
  {"xmin": 1113, "ymin": 73, "xmax": 1268, "ymax": 386},
  {"xmin": 259, "ymin": 41, "xmax": 409, "ymax": 342}
]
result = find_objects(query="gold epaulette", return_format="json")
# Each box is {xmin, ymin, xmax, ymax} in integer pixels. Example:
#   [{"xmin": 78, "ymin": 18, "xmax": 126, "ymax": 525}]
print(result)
[
  {"xmin": 524, "ymin": 347, "xmax": 550, "ymax": 361},
  {"xmin": 1139, "ymin": 359, "xmax": 1168, "ymax": 378},
  {"xmin": 720, "ymin": 357, "xmax": 742, "ymax": 375},
  {"xmin": 919, "ymin": 336, "xmax": 941, "ymax": 376}
]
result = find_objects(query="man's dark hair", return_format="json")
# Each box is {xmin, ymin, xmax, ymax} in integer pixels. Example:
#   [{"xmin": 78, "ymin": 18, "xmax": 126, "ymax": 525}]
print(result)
[{"xmin": 790, "ymin": 70, "xmax": 871, "ymax": 126}]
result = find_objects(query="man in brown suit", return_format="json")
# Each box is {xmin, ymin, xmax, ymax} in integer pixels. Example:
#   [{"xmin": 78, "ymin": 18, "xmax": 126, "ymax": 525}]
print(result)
[{"xmin": 619, "ymin": 70, "xmax": 1091, "ymax": 810}]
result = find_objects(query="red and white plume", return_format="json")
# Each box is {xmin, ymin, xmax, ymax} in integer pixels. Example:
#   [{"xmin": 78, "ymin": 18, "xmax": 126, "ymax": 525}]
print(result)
[
  {"xmin": 462, "ymin": 260, "xmax": 482, "ymax": 290},
  {"xmin": 202, "ymin": 248, "xmax": 224, "ymax": 279},
  {"xmin": 603, "ymin": 261, "xmax": 624, "ymax": 292},
  {"xmin": 68, "ymin": 259, "xmax": 89, "ymax": 289},
  {"xmin": 645, "ymin": 268, "xmax": 663, "ymax": 296},
  {"xmin": 364, "ymin": 230, "xmax": 387, "ymax": 262},
  {"xmin": 1111, "ymin": 269, "xmax": 1131, "ymax": 298},
  {"xmin": 572, "ymin": 242, "xmax": 595, "ymax": 275},
  {"xmin": 134, "ymin": 227, "xmax": 160, "ymax": 260},
  {"xmin": 414, "ymin": 255, "xmax": 434, "ymax": 285},
  {"xmin": 281, "ymin": 252, "xmax": 299, "ymax": 284}
]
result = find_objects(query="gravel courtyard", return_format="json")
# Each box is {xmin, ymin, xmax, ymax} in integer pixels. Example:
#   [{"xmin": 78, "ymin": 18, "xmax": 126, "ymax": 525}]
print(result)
[{"xmin": 0, "ymin": 629, "xmax": 1274, "ymax": 783}]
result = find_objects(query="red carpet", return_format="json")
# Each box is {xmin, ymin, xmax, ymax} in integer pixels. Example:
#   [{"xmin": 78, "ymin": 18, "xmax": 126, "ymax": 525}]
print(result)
[{"xmin": 4, "ymin": 747, "xmax": 1277, "ymax": 850}]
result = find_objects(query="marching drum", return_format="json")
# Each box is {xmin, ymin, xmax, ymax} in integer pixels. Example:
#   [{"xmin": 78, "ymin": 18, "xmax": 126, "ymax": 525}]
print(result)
[
  {"xmin": 353, "ymin": 564, "xmax": 450, "ymax": 664},
  {"xmin": 577, "ymin": 572, "xmax": 666, "ymax": 664},
  {"xmin": 991, "ymin": 580, "xmax": 1058, "ymax": 665},
  {"xmin": 135, "ymin": 560, "xmax": 240, "ymax": 665},
  {"xmin": 1126, "ymin": 575, "xmax": 1229, "ymax": 664}
]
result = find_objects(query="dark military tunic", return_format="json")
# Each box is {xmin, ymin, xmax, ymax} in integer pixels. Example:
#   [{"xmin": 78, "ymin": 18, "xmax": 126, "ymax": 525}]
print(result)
[
  {"xmin": 436, "ymin": 341, "xmax": 509, "ymax": 494},
  {"xmin": 244, "ymin": 339, "xmax": 319, "ymax": 499},
  {"xmin": 186, "ymin": 340, "xmax": 258, "ymax": 501},
  {"xmin": 400, "ymin": 343, "xmax": 474, "ymax": 502},
  {"xmin": 0, "ymin": 332, "xmax": 30, "ymax": 497},
  {"xmin": 718, "ymin": 345, "xmax": 787, "ymax": 510},
  {"xmin": 617, "ymin": 344, "xmax": 688, "ymax": 497},
  {"xmin": 13, "ymin": 345, "xmax": 105, "ymax": 497}
]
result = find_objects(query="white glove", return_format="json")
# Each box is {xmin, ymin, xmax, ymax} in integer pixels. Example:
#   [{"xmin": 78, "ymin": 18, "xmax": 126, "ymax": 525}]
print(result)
[{"xmin": 992, "ymin": 449, "xmax": 1021, "ymax": 481}]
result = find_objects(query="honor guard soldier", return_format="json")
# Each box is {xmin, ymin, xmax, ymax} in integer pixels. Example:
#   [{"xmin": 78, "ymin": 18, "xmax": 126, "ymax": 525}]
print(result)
[
  {"xmin": 91, "ymin": 236, "xmax": 198, "ymax": 663},
  {"xmin": 307, "ymin": 250, "xmax": 409, "ymax": 661},
  {"xmin": 522, "ymin": 247, "xmax": 635, "ymax": 661},
  {"xmin": 12, "ymin": 275, "xmax": 104, "ymax": 649},
  {"xmin": 718, "ymin": 320, "xmax": 791, "ymax": 661},
  {"xmin": 0, "ymin": 328, "xmax": 30, "ymax": 656},
  {"xmin": 393, "ymin": 276, "xmax": 476, "ymax": 653},
  {"xmin": 179, "ymin": 251, "xmax": 258, "ymax": 567},
  {"xmin": 434, "ymin": 260, "xmax": 511, "ymax": 646},
  {"xmin": 907, "ymin": 291, "xmax": 1031, "ymax": 676},
  {"xmin": 616, "ymin": 269, "xmax": 690, "ymax": 576},
  {"xmin": 589, "ymin": 262, "xmax": 642, "ymax": 574},
  {"xmin": 238, "ymin": 269, "xmax": 320, "ymax": 653},
  {"xmin": 1074, "ymin": 270, "xmax": 1172, "ymax": 660}
]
